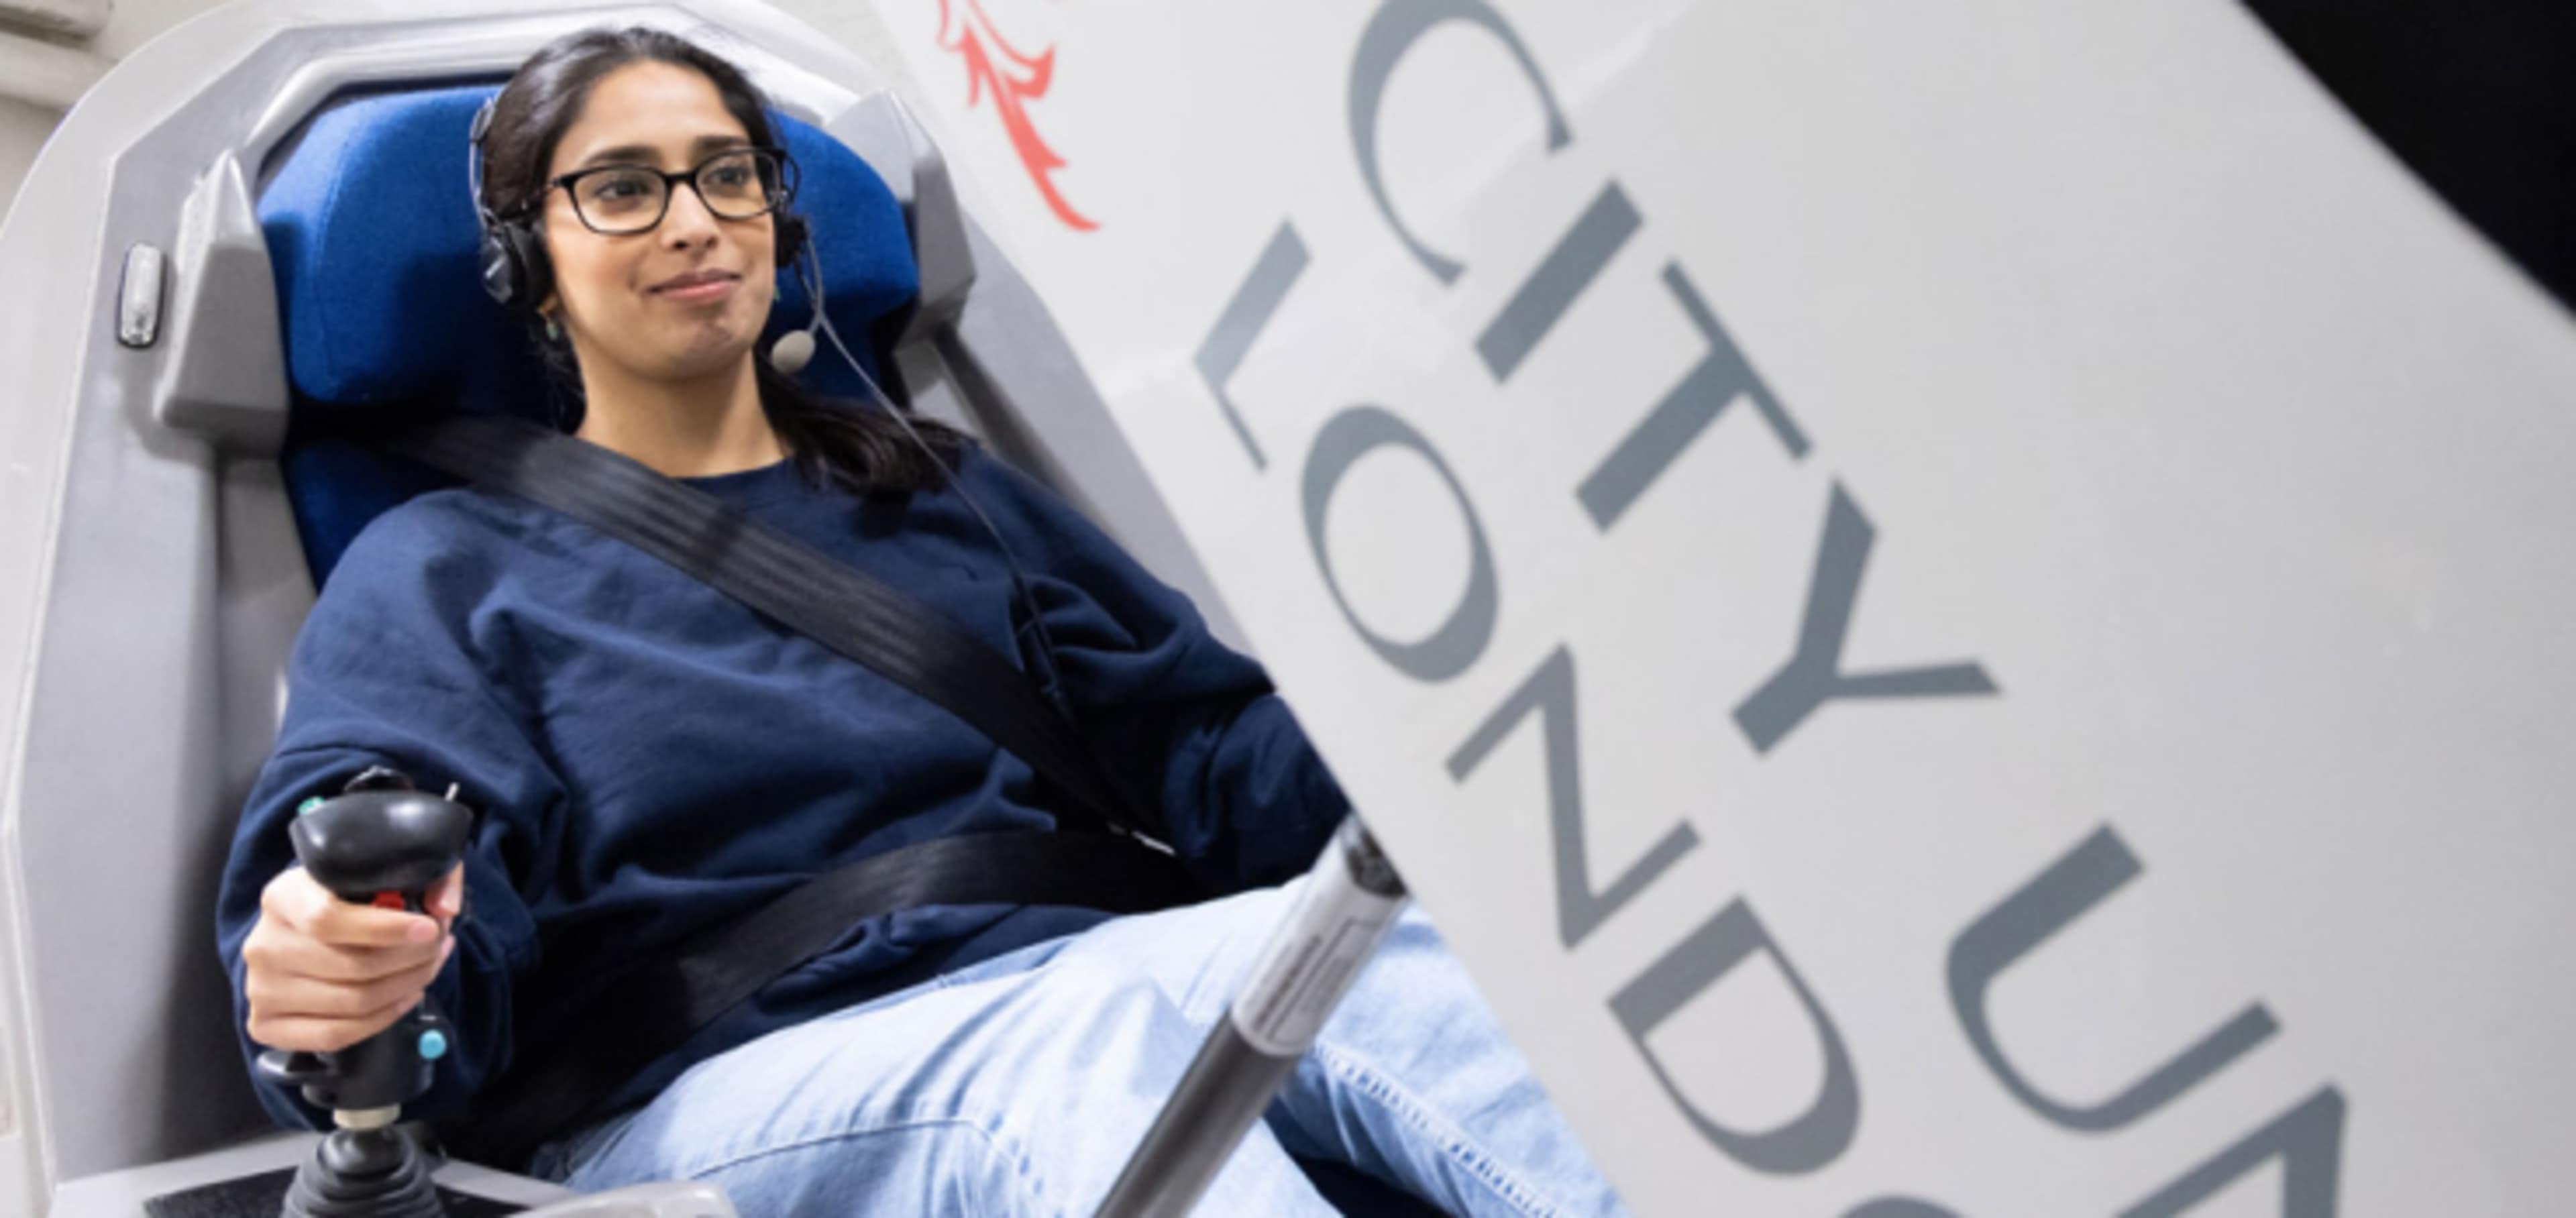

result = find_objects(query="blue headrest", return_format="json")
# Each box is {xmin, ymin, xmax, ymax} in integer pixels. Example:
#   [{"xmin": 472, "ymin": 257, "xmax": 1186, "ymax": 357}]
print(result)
[{"xmin": 260, "ymin": 84, "xmax": 920, "ymax": 584}]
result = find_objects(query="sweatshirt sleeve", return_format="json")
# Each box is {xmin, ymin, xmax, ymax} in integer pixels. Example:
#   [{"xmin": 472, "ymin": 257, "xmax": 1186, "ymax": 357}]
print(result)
[
  {"xmin": 955, "ymin": 452, "xmax": 1348, "ymax": 891},
  {"xmin": 213, "ymin": 502, "xmax": 564, "ymax": 1130}
]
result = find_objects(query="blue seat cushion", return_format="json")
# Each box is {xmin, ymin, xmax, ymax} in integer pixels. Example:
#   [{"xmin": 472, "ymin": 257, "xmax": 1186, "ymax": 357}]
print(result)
[{"xmin": 260, "ymin": 83, "xmax": 920, "ymax": 584}]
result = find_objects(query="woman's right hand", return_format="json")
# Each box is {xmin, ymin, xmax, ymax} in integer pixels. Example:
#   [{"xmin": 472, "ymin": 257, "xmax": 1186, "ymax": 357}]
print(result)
[{"xmin": 242, "ymin": 863, "xmax": 464, "ymax": 1053}]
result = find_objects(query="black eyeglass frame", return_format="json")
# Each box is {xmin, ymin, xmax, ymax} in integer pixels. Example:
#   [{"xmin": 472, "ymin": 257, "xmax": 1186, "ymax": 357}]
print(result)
[{"xmin": 513, "ymin": 146, "xmax": 800, "ymax": 235}]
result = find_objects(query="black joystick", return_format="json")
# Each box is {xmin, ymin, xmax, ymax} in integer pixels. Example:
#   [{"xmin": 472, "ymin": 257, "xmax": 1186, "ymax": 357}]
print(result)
[{"xmin": 256, "ymin": 768, "xmax": 472, "ymax": 1218}]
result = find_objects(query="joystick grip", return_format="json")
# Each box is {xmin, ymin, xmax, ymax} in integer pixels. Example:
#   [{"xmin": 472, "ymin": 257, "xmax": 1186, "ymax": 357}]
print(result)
[
  {"xmin": 258, "ymin": 774, "xmax": 474, "ymax": 1115},
  {"xmin": 288, "ymin": 785, "xmax": 473, "ymax": 907}
]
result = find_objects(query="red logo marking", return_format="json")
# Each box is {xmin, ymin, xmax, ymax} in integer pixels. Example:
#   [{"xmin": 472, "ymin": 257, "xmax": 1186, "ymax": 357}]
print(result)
[{"xmin": 936, "ymin": 0, "xmax": 1098, "ymax": 232}]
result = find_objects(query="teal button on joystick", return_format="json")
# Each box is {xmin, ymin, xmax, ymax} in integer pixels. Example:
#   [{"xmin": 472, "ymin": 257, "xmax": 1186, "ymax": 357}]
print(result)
[{"xmin": 418, "ymin": 1029, "xmax": 449, "ymax": 1061}]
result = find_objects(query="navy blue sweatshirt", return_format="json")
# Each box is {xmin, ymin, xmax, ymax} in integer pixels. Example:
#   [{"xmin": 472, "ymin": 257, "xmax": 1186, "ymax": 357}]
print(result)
[{"xmin": 213, "ymin": 448, "xmax": 1346, "ymax": 1134}]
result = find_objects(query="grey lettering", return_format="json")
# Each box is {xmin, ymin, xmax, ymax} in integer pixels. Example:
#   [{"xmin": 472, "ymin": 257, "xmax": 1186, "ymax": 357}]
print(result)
[
  {"xmin": 1301, "ymin": 405, "xmax": 1498, "ymax": 681},
  {"xmin": 1194, "ymin": 222, "xmax": 1310, "ymax": 471},
  {"xmin": 1478, "ymin": 182, "xmax": 1642, "ymax": 382},
  {"xmin": 1350, "ymin": 0, "xmax": 1572, "ymax": 285},
  {"xmin": 1446, "ymin": 647, "xmax": 1699, "ymax": 948},
  {"xmin": 1611, "ymin": 899, "xmax": 1860, "ymax": 1174},
  {"xmin": 1577, "ymin": 262, "xmax": 1811, "ymax": 529},
  {"xmin": 1949, "ymin": 827, "xmax": 2281, "ymax": 1132},
  {"xmin": 2121, "ymin": 1088, "xmax": 2345, "ymax": 1217},
  {"xmin": 1733, "ymin": 484, "xmax": 1999, "ymax": 753},
  {"xmin": 1847, "ymin": 1201, "xmax": 1966, "ymax": 1218}
]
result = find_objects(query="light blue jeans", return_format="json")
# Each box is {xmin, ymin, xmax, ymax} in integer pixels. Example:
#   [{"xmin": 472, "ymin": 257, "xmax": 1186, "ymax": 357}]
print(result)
[{"xmin": 528, "ymin": 880, "xmax": 1628, "ymax": 1216}]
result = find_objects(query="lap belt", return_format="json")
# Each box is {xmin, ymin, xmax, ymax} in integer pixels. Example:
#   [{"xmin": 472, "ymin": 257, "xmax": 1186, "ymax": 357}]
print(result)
[
  {"xmin": 448, "ymin": 829, "xmax": 1198, "ymax": 1166},
  {"xmin": 361, "ymin": 414, "xmax": 1205, "ymax": 1164}
]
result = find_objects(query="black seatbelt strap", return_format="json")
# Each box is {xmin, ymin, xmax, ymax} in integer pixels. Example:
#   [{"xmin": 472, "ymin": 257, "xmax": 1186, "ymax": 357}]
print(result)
[
  {"xmin": 451, "ymin": 829, "xmax": 1201, "ymax": 1164},
  {"xmin": 374, "ymin": 413, "xmax": 1142, "ymax": 834}
]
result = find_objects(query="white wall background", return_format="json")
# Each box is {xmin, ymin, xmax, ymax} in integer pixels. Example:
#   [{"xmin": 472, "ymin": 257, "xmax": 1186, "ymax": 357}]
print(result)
[
  {"xmin": 1, "ymin": 0, "xmax": 204, "ymax": 219},
  {"xmin": 0, "ymin": 97, "xmax": 54, "ymax": 203},
  {"xmin": 1, "ymin": 1, "xmax": 926, "ymax": 226}
]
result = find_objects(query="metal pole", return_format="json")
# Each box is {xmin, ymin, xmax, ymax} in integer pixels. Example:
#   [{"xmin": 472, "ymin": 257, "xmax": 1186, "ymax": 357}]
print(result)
[{"xmin": 1095, "ymin": 816, "xmax": 1409, "ymax": 1218}]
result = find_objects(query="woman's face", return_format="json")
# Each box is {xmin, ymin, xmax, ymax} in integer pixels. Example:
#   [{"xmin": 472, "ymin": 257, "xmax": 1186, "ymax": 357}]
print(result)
[{"xmin": 535, "ymin": 60, "xmax": 778, "ymax": 385}]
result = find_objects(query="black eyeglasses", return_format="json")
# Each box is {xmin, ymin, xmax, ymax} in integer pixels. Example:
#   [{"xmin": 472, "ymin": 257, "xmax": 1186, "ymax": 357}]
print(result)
[{"xmin": 531, "ymin": 147, "xmax": 796, "ymax": 235}]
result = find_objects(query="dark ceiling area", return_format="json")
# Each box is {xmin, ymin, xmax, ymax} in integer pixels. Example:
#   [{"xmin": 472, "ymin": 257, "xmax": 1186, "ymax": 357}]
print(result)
[{"xmin": 2244, "ymin": 0, "xmax": 2575, "ymax": 313}]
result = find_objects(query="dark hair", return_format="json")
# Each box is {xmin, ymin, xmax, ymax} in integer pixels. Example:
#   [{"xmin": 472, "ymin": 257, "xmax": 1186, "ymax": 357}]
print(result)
[{"xmin": 476, "ymin": 25, "xmax": 967, "ymax": 494}]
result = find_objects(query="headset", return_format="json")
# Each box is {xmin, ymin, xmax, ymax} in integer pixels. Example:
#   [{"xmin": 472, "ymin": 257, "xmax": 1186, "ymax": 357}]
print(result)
[
  {"xmin": 466, "ymin": 94, "xmax": 1075, "ymax": 710},
  {"xmin": 468, "ymin": 95, "xmax": 811, "ymax": 317}
]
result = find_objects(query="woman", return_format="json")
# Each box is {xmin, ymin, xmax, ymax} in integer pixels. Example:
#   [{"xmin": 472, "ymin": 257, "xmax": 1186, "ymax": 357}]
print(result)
[{"xmin": 217, "ymin": 25, "xmax": 1625, "ymax": 1217}]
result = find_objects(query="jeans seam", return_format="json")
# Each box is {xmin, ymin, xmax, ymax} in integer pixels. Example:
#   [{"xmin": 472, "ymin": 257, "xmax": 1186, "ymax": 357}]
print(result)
[
  {"xmin": 1309, "ymin": 1040, "xmax": 1567, "ymax": 1218},
  {"xmin": 675, "ymin": 1110, "xmax": 1057, "ymax": 1213}
]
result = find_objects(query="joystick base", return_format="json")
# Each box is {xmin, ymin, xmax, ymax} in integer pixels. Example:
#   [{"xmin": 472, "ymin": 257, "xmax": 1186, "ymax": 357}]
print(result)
[{"xmin": 277, "ymin": 1127, "xmax": 445, "ymax": 1218}]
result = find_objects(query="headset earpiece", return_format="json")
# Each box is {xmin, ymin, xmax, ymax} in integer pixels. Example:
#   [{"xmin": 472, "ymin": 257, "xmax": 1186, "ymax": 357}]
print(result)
[
  {"xmin": 477, "ymin": 224, "xmax": 522, "ymax": 309},
  {"xmin": 773, "ymin": 210, "xmax": 808, "ymax": 272},
  {"xmin": 480, "ymin": 218, "xmax": 550, "ymax": 313},
  {"xmin": 467, "ymin": 93, "xmax": 553, "ymax": 313}
]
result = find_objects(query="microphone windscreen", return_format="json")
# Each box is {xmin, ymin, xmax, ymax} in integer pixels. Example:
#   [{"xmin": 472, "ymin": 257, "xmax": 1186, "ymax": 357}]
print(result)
[{"xmin": 769, "ymin": 329, "xmax": 816, "ymax": 375}]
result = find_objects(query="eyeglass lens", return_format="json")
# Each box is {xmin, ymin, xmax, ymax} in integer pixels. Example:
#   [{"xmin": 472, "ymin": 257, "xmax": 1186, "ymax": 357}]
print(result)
[{"xmin": 573, "ymin": 150, "xmax": 781, "ymax": 233}]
